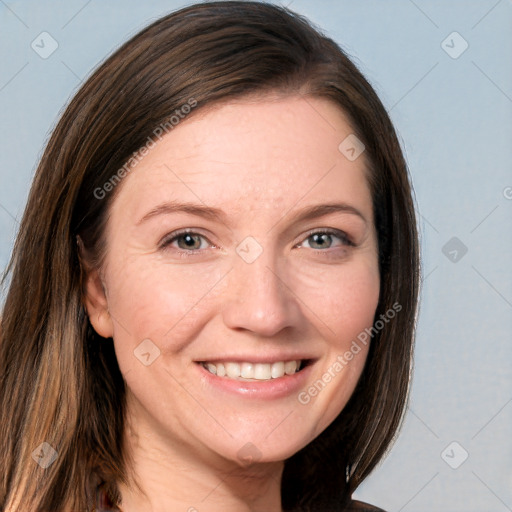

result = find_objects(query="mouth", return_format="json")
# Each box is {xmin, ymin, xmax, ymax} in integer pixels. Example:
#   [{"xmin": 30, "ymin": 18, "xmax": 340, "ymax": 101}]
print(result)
[{"xmin": 198, "ymin": 359, "xmax": 312, "ymax": 382}]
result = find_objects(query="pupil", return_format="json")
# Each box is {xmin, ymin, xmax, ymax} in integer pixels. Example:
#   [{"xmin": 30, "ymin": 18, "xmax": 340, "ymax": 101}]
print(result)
[
  {"xmin": 312, "ymin": 233, "xmax": 330, "ymax": 248},
  {"xmin": 182, "ymin": 234, "xmax": 199, "ymax": 249}
]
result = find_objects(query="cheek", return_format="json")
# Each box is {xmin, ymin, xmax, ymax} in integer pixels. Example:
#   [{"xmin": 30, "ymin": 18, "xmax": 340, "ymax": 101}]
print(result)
[
  {"xmin": 104, "ymin": 255, "xmax": 227, "ymax": 352},
  {"xmin": 291, "ymin": 258, "xmax": 379, "ymax": 433},
  {"xmin": 292, "ymin": 258, "xmax": 380, "ymax": 342}
]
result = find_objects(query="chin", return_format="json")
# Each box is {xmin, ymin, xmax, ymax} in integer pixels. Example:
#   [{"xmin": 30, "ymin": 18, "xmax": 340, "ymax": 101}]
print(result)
[{"xmin": 204, "ymin": 429, "xmax": 315, "ymax": 468}]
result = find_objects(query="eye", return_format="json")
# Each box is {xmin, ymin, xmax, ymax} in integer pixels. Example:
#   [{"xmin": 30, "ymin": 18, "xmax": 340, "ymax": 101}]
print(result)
[
  {"xmin": 299, "ymin": 229, "xmax": 354, "ymax": 250},
  {"xmin": 160, "ymin": 229, "xmax": 213, "ymax": 253}
]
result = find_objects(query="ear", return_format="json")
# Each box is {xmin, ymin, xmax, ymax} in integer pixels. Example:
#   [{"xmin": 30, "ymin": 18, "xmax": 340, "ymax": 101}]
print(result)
[
  {"xmin": 83, "ymin": 268, "xmax": 114, "ymax": 339},
  {"xmin": 77, "ymin": 236, "xmax": 114, "ymax": 339}
]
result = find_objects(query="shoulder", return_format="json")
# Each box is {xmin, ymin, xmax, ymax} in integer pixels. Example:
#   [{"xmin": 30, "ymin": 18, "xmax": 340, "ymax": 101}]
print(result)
[{"xmin": 346, "ymin": 499, "xmax": 387, "ymax": 511}]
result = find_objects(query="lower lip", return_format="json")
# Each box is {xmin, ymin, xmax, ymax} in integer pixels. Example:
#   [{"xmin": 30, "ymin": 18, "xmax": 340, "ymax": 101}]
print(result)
[{"xmin": 196, "ymin": 362, "xmax": 314, "ymax": 399}]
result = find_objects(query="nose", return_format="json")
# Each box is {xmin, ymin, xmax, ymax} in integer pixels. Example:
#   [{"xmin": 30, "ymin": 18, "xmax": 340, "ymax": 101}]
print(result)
[{"xmin": 221, "ymin": 243, "xmax": 302, "ymax": 337}]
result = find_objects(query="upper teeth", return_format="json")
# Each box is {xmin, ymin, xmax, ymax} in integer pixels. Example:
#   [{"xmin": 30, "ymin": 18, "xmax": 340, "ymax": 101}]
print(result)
[{"xmin": 202, "ymin": 360, "xmax": 302, "ymax": 380}]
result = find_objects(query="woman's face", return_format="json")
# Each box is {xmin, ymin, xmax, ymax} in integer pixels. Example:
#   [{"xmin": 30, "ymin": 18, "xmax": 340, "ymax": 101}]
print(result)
[{"xmin": 85, "ymin": 95, "xmax": 380, "ymax": 467}]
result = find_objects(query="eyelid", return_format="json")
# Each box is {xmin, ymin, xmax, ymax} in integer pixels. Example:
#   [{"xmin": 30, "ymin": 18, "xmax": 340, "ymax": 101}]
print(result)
[
  {"xmin": 159, "ymin": 228, "xmax": 215, "ymax": 251},
  {"xmin": 296, "ymin": 227, "xmax": 355, "ymax": 248},
  {"xmin": 159, "ymin": 227, "xmax": 355, "ymax": 254}
]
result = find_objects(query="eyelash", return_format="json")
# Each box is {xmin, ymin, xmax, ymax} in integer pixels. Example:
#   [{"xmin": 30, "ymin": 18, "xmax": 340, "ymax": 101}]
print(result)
[
  {"xmin": 159, "ymin": 228, "xmax": 355, "ymax": 258},
  {"xmin": 299, "ymin": 228, "xmax": 354, "ymax": 250}
]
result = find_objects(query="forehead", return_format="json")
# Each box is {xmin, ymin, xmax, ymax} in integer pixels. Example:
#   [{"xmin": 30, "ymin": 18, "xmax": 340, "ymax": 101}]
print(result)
[{"xmin": 110, "ymin": 95, "xmax": 373, "ymax": 223}]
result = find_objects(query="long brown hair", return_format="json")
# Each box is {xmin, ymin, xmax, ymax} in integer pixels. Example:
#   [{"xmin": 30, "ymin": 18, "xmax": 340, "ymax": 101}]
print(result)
[{"xmin": 0, "ymin": 2, "xmax": 419, "ymax": 510}]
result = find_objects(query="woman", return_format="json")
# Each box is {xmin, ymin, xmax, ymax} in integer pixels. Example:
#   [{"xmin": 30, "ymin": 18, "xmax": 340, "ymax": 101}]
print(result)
[{"xmin": 0, "ymin": 2, "xmax": 419, "ymax": 511}]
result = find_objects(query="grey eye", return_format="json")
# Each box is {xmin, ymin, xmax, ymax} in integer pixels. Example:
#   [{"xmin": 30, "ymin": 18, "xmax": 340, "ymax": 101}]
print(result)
[{"xmin": 175, "ymin": 233, "xmax": 204, "ymax": 250}]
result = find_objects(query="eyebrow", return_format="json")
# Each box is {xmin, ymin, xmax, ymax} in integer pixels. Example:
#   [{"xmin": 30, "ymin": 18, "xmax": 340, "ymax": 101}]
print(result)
[
  {"xmin": 290, "ymin": 202, "xmax": 367, "ymax": 225},
  {"xmin": 137, "ymin": 201, "xmax": 227, "ymax": 225},
  {"xmin": 137, "ymin": 200, "xmax": 368, "ymax": 226}
]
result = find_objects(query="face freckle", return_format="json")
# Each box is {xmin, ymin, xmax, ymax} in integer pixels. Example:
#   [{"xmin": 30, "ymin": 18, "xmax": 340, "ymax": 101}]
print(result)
[{"xmin": 86, "ymin": 94, "xmax": 380, "ymax": 467}]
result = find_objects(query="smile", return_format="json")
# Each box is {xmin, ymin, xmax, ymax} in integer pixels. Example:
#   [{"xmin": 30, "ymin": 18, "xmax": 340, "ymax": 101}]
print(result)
[{"xmin": 200, "ymin": 360, "xmax": 303, "ymax": 381}]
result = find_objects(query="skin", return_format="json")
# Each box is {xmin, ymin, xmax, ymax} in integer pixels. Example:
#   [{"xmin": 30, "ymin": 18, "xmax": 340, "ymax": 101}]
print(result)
[{"xmin": 84, "ymin": 94, "xmax": 380, "ymax": 512}]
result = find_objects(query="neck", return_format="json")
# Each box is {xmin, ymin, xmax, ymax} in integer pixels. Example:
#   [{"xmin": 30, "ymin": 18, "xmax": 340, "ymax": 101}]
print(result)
[{"xmin": 116, "ymin": 399, "xmax": 284, "ymax": 512}]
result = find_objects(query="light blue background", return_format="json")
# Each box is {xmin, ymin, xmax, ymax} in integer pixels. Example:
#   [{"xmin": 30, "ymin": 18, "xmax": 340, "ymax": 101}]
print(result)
[{"xmin": 1, "ymin": 1, "xmax": 511, "ymax": 510}]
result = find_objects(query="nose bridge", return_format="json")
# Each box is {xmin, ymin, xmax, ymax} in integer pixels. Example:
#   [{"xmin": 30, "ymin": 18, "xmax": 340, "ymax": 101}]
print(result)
[{"xmin": 221, "ymin": 235, "xmax": 299, "ymax": 336}]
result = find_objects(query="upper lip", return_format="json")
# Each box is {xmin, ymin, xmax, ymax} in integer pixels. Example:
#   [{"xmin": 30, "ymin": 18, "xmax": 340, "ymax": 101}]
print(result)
[{"xmin": 195, "ymin": 354, "xmax": 317, "ymax": 364}]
